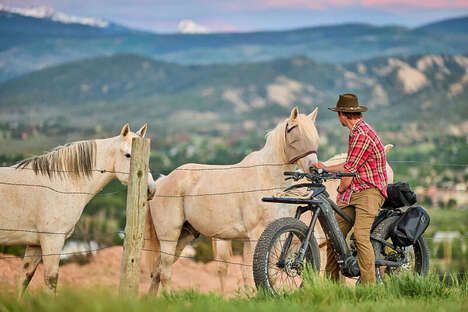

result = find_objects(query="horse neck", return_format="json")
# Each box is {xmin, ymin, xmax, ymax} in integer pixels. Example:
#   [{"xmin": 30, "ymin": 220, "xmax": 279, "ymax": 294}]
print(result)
[
  {"xmin": 72, "ymin": 138, "xmax": 116, "ymax": 197},
  {"xmin": 241, "ymin": 127, "xmax": 295, "ymax": 184}
]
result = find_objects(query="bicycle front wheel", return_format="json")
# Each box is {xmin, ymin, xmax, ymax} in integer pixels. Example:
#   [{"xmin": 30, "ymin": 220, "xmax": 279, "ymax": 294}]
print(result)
[{"xmin": 252, "ymin": 217, "xmax": 321, "ymax": 295}]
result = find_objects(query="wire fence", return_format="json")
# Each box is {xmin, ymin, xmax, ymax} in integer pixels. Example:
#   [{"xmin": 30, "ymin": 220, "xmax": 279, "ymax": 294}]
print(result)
[
  {"xmin": 1, "ymin": 241, "xmax": 467, "ymax": 279},
  {"xmin": 1, "ymin": 225, "xmax": 467, "ymax": 264},
  {"xmin": 0, "ymin": 158, "xmax": 466, "ymax": 197},
  {"xmin": 0, "ymin": 161, "xmax": 466, "ymax": 276}
]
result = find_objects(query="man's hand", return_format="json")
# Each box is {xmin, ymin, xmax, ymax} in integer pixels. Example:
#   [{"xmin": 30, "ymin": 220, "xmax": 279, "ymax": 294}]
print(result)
[{"xmin": 313, "ymin": 161, "xmax": 328, "ymax": 170}]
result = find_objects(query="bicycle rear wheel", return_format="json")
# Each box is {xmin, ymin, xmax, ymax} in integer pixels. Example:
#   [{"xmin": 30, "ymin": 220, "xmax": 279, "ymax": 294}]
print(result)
[
  {"xmin": 253, "ymin": 217, "xmax": 321, "ymax": 295},
  {"xmin": 371, "ymin": 215, "xmax": 430, "ymax": 281}
]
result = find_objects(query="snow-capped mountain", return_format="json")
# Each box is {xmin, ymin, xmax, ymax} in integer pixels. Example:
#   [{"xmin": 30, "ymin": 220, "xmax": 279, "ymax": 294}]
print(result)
[
  {"xmin": 0, "ymin": 4, "xmax": 109, "ymax": 28},
  {"xmin": 178, "ymin": 19, "xmax": 211, "ymax": 34}
]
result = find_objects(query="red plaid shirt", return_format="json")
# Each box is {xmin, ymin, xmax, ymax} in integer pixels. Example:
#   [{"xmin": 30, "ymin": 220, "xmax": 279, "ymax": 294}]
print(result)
[{"xmin": 338, "ymin": 119, "xmax": 388, "ymax": 205}]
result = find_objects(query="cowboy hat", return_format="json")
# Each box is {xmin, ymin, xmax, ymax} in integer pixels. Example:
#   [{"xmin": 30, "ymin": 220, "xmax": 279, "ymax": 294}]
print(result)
[{"xmin": 328, "ymin": 93, "xmax": 368, "ymax": 112}]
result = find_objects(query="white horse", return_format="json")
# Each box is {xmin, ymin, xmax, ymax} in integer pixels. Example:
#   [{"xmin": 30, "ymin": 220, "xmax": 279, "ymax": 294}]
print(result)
[
  {"xmin": 145, "ymin": 107, "xmax": 321, "ymax": 294},
  {"xmin": 0, "ymin": 124, "xmax": 156, "ymax": 296},
  {"xmin": 212, "ymin": 145, "xmax": 394, "ymax": 291}
]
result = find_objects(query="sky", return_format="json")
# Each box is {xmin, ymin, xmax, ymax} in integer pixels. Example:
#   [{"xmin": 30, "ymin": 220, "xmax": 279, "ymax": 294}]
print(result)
[{"xmin": 1, "ymin": 0, "xmax": 468, "ymax": 33}]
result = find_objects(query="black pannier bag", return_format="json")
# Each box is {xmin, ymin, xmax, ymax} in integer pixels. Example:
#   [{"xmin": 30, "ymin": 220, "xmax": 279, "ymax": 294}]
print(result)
[
  {"xmin": 391, "ymin": 205, "xmax": 430, "ymax": 247},
  {"xmin": 382, "ymin": 182, "xmax": 417, "ymax": 209}
]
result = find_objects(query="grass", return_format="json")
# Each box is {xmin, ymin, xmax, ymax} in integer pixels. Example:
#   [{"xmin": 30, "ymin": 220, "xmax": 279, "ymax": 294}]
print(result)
[{"xmin": 0, "ymin": 274, "xmax": 466, "ymax": 312}]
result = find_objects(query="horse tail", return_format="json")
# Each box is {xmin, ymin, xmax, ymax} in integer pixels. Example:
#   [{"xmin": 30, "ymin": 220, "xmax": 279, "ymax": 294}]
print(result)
[
  {"xmin": 143, "ymin": 174, "xmax": 168, "ymax": 275},
  {"xmin": 143, "ymin": 205, "xmax": 160, "ymax": 277}
]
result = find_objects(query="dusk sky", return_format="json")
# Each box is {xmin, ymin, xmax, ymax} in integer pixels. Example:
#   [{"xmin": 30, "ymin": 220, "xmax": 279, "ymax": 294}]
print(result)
[{"xmin": 1, "ymin": 0, "xmax": 468, "ymax": 33}]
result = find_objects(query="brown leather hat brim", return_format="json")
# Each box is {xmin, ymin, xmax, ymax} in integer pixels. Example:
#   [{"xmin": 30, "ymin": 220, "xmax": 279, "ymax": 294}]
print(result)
[{"xmin": 328, "ymin": 106, "xmax": 368, "ymax": 112}]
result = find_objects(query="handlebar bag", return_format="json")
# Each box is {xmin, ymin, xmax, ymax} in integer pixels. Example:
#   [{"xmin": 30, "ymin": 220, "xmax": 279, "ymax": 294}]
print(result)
[
  {"xmin": 391, "ymin": 205, "xmax": 430, "ymax": 247},
  {"xmin": 382, "ymin": 182, "xmax": 417, "ymax": 209}
]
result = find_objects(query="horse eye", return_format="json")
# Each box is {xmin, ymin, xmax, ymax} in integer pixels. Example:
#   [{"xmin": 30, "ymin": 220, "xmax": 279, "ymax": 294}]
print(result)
[{"xmin": 125, "ymin": 153, "xmax": 131, "ymax": 158}]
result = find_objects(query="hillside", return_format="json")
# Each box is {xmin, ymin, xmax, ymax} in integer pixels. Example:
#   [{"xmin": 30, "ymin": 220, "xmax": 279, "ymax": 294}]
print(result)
[
  {"xmin": 0, "ymin": 12, "xmax": 467, "ymax": 81},
  {"xmin": 0, "ymin": 53, "xmax": 466, "ymax": 182},
  {"xmin": 1, "ymin": 53, "xmax": 466, "ymax": 125},
  {"xmin": 417, "ymin": 15, "xmax": 468, "ymax": 34}
]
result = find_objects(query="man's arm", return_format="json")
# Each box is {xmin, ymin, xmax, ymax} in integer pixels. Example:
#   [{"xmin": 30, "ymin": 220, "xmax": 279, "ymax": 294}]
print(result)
[
  {"xmin": 314, "ymin": 162, "xmax": 345, "ymax": 173},
  {"xmin": 315, "ymin": 133, "xmax": 371, "ymax": 194},
  {"xmin": 314, "ymin": 162, "xmax": 352, "ymax": 193}
]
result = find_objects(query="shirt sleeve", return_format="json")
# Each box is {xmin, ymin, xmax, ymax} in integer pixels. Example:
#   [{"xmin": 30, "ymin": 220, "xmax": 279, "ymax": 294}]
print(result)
[{"xmin": 344, "ymin": 133, "xmax": 371, "ymax": 173}]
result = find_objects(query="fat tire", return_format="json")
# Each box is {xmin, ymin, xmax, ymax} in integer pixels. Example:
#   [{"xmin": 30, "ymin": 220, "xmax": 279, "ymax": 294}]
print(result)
[
  {"xmin": 253, "ymin": 217, "xmax": 321, "ymax": 295},
  {"xmin": 371, "ymin": 215, "xmax": 430, "ymax": 281}
]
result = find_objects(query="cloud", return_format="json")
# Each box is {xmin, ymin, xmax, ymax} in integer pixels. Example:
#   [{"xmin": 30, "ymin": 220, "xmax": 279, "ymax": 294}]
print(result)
[
  {"xmin": 361, "ymin": 0, "xmax": 468, "ymax": 9},
  {"xmin": 239, "ymin": 0, "xmax": 468, "ymax": 10},
  {"xmin": 178, "ymin": 19, "xmax": 210, "ymax": 33}
]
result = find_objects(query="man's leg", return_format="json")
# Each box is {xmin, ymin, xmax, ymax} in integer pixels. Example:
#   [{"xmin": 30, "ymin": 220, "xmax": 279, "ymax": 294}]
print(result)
[
  {"xmin": 352, "ymin": 188, "xmax": 384, "ymax": 284},
  {"xmin": 325, "ymin": 205, "xmax": 355, "ymax": 281}
]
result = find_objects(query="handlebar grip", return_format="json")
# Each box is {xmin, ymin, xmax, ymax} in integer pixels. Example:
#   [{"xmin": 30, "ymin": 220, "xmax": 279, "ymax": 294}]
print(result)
[{"xmin": 283, "ymin": 171, "xmax": 298, "ymax": 176}]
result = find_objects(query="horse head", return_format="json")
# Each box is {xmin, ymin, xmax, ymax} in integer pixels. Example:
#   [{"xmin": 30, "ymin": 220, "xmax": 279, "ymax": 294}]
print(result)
[
  {"xmin": 283, "ymin": 107, "xmax": 320, "ymax": 172},
  {"xmin": 114, "ymin": 123, "xmax": 156, "ymax": 199}
]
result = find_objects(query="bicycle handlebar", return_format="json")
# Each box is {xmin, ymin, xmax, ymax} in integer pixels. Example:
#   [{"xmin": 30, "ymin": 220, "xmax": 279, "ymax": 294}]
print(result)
[{"xmin": 283, "ymin": 169, "xmax": 355, "ymax": 182}]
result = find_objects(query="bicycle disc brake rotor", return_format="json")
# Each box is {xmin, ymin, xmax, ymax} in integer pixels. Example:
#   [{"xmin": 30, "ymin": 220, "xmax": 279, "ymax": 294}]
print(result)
[{"xmin": 284, "ymin": 253, "xmax": 303, "ymax": 277}]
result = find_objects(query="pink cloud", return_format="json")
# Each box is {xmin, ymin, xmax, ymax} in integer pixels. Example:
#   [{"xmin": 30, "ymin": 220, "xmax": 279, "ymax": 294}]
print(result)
[
  {"xmin": 362, "ymin": 0, "xmax": 468, "ymax": 9},
  {"xmin": 237, "ymin": 0, "xmax": 468, "ymax": 10}
]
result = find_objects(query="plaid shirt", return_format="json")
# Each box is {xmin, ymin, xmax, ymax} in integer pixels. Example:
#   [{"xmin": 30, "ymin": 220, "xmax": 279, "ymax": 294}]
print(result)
[{"xmin": 338, "ymin": 119, "xmax": 388, "ymax": 205}]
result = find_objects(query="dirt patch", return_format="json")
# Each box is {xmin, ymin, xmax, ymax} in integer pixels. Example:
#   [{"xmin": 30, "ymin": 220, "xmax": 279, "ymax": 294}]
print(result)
[{"xmin": 0, "ymin": 247, "xmax": 246, "ymax": 295}]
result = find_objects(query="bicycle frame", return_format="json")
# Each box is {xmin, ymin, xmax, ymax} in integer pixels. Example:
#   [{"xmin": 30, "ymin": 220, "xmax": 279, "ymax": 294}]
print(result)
[{"xmin": 262, "ymin": 184, "xmax": 406, "ymax": 275}]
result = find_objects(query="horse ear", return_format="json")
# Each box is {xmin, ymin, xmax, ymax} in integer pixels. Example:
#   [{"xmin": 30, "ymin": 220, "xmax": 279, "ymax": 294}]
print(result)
[
  {"xmin": 289, "ymin": 107, "xmax": 299, "ymax": 120},
  {"xmin": 308, "ymin": 107, "xmax": 318, "ymax": 122},
  {"xmin": 136, "ymin": 123, "xmax": 148, "ymax": 138},
  {"xmin": 120, "ymin": 123, "xmax": 130, "ymax": 137}
]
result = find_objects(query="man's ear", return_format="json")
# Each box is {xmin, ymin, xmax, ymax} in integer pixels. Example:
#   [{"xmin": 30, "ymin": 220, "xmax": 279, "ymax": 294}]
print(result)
[
  {"xmin": 120, "ymin": 123, "xmax": 130, "ymax": 137},
  {"xmin": 136, "ymin": 123, "xmax": 148, "ymax": 138}
]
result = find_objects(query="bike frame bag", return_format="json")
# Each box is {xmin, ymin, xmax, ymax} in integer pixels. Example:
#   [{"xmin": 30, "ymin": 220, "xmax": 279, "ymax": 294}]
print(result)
[{"xmin": 391, "ymin": 205, "xmax": 430, "ymax": 247}]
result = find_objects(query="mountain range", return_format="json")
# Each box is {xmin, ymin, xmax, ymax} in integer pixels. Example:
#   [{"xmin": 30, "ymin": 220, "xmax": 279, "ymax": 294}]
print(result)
[
  {"xmin": 0, "ymin": 53, "xmax": 466, "ymax": 135},
  {"xmin": 0, "ymin": 7, "xmax": 466, "ymax": 188},
  {"xmin": 0, "ymin": 6, "xmax": 467, "ymax": 81}
]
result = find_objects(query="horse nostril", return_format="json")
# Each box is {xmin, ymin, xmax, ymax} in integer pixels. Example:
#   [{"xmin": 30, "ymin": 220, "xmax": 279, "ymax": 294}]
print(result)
[{"xmin": 125, "ymin": 153, "xmax": 131, "ymax": 158}]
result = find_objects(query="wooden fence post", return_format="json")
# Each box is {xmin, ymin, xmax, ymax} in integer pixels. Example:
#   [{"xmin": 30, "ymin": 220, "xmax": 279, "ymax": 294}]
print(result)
[{"xmin": 119, "ymin": 137, "xmax": 150, "ymax": 296}]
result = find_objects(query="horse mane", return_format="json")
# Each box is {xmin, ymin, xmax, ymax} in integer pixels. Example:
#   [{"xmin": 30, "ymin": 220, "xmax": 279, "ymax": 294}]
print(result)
[
  {"xmin": 264, "ymin": 113, "xmax": 320, "ymax": 162},
  {"xmin": 264, "ymin": 120, "xmax": 288, "ymax": 162},
  {"xmin": 15, "ymin": 140, "xmax": 97, "ymax": 179}
]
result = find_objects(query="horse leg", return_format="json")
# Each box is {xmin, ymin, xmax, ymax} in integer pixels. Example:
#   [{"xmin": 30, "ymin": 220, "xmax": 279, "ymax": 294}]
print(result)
[
  {"xmin": 148, "ymin": 228, "xmax": 195, "ymax": 295},
  {"xmin": 17, "ymin": 246, "xmax": 42, "ymax": 299},
  {"xmin": 241, "ymin": 236, "xmax": 256, "ymax": 289},
  {"xmin": 157, "ymin": 219, "xmax": 184, "ymax": 292},
  {"xmin": 174, "ymin": 227, "xmax": 197, "ymax": 259},
  {"xmin": 158, "ymin": 240, "xmax": 178, "ymax": 292},
  {"xmin": 213, "ymin": 239, "xmax": 231, "ymax": 293},
  {"xmin": 40, "ymin": 235, "xmax": 65, "ymax": 295}
]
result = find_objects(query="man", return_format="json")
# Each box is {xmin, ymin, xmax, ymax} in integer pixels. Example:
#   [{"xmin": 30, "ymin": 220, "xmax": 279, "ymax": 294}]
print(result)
[{"xmin": 314, "ymin": 93, "xmax": 388, "ymax": 284}]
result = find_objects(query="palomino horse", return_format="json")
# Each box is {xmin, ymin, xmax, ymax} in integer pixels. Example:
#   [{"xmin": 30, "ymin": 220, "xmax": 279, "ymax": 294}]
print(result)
[
  {"xmin": 145, "ymin": 107, "xmax": 321, "ymax": 294},
  {"xmin": 0, "ymin": 124, "xmax": 156, "ymax": 296},
  {"xmin": 211, "ymin": 145, "xmax": 394, "ymax": 291}
]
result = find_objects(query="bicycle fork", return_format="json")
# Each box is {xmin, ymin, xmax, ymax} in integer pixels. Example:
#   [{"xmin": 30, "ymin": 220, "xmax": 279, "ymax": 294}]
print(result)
[{"xmin": 276, "ymin": 205, "xmax": 319, "ymax": 270}]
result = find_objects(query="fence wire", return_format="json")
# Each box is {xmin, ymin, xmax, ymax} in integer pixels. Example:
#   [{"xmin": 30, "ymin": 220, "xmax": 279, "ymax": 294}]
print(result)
[{"xmin": 0, "ymin": 160, "xmax": 466, "ymax": 272}]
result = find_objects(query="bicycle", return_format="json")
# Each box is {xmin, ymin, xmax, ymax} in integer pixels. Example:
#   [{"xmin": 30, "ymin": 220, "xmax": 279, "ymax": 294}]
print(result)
[{"xmin": 252, "ymin": 168, "xmax": 430, "ymax": 295}]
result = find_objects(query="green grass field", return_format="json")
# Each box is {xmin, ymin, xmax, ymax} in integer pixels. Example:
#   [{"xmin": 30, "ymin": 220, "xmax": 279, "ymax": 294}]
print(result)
[{"xmin": 0, "ymin": 274, "xmax": 466, "ymax": 312}]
